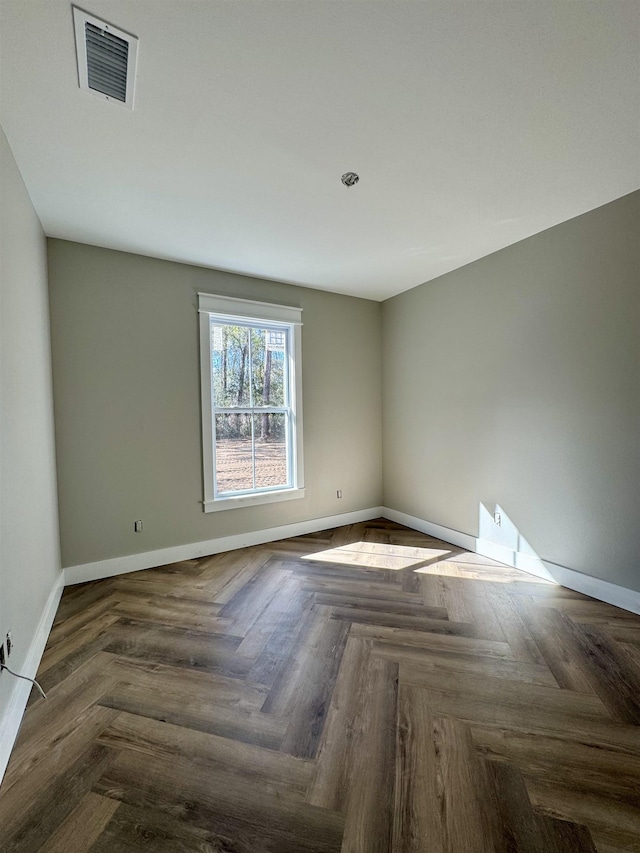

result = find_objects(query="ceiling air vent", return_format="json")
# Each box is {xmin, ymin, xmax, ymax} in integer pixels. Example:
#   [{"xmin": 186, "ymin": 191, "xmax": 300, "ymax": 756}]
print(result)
[{"xmin": 72, "ymin": 7, "xmax": 138, "ymax": 108}]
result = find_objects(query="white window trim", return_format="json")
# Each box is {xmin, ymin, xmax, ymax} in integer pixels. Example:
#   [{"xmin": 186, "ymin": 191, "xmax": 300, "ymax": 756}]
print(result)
[{"xmin": 198, "ymin": 293, "xmax": 304, "ymax": 513}]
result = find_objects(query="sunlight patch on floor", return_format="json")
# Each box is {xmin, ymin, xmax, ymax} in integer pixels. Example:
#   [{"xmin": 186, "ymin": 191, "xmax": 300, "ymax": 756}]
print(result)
[{"xmin": 303, "ymin": 541, "xmax": 452, "ymax": 571}]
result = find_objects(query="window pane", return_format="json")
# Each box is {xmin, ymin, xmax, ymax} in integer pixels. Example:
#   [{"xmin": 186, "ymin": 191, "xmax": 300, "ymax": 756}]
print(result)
[
  {"xmin": 211, "ymin": 322, "xmax": 250, "ymax": 408},
  {"xmin": 215, "ymin": 413, "xmax": 253, "ymax": 493},
  {"xmin": 251, "ymin": 327, "xmax": 286, "ymax": 407},
  {"xmin": 254, "ymin": 413, "xmax": 288, "ymax": 489}
]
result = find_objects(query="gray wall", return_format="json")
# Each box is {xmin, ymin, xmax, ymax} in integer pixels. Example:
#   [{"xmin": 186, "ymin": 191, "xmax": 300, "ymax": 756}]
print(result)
[
  {"xmin": 45, "ymin": 192, "xmax": 640, "ymax": 592},
  {"xmin": 48, "ymin": 241, "xmax": 382, "ymax": 568},
  {"xmin": 383, "ymin": 191, "xmax": 640, "ymax": 592},
  {"xmin": 0, "ymin": 128, "xmax": 61, "ymax": 708}
]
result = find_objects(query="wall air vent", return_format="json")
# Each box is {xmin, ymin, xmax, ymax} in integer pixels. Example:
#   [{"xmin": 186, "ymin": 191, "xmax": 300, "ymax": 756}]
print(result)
[{"xmin": 73, "ymin": 7, "xmax": 138, "ymax": 108}]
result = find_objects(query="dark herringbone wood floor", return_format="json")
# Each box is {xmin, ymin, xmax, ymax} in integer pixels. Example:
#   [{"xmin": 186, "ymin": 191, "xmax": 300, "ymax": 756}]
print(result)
[{"xmin": 1, "ymin": 519, "xmax": 640, "ymax": 852}]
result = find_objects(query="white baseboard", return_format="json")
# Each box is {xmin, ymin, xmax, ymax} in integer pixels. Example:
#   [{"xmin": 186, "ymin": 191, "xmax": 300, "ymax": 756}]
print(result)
[
  {"xmin": 64, "ymin": 507, "xmax": 386, "ymax": 585},
  {"xmin": 475, "ymin": 536, "xmax": 640, "ymax": 614},
  {"xmin": 0, "ymin": 572, "xmax": 64, "ymax": 787},
  {"xmin": 551, "ymin": 565, "xmax": 640, "ymax": 615},
  {"xmin": 382, "ymin": 507, "xmax": 640, "ymax": 616},
  {"xmin": 381, "ymin": 507, "xmax": 477, "ymax": 552}
]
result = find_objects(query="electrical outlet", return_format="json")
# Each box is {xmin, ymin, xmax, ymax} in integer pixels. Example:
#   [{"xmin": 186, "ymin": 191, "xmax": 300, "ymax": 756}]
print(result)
[
  {"xmin": 6, "ymin": 632, "xmax": 12, "ymax": 656},
  {"xmin": 494, "ymin": 512, "xmax": 502, "ymax": 527},
  {"xmin": 134, "ymin": 520, "xmax": 143, "ymax": 532}
]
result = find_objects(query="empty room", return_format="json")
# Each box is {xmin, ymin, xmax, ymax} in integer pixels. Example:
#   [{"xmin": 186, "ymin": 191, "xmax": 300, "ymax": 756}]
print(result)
[{"xmin": 1, "ymin": 1, "xmax": 639, "ymax": 851}]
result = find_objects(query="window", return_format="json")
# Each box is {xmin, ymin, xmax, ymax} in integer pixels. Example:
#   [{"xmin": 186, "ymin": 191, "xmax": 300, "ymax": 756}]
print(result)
[{"xmin": 198, "ymin": 293, "xmax": 304, "ymax": 512}]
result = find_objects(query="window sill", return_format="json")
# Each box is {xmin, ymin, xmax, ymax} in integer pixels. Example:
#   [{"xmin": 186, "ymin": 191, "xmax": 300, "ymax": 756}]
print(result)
[{"xmin": 203, "ymin": 487, "xmax": 306, "ymax": 513}]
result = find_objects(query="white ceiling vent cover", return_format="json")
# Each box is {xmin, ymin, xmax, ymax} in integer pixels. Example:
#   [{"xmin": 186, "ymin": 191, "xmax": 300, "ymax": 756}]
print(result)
[{"xmin": 73, "ymin": 7, "xmax": 138, "ymax": 108}]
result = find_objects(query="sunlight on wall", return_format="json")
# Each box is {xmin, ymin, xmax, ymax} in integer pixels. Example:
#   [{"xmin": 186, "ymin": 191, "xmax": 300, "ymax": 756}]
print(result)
[{"xmin": 476, "ymin": 502, "xmax": 558, "ymax": 584}]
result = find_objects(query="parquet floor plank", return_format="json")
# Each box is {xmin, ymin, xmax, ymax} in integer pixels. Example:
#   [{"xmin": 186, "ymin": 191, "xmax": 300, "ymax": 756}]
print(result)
[
  {"xmin": 484, "ymin": 583, "xmax": 549, "ymax": 666},
  {"xmin": 235, "ymin": 574, "xmax": 305, "ymax": 659},
  {"xmin": 38, "ymin": 793, "xmax": 120, "ymax": 853},
  {"xmin": 373, "ymin": 640, "xmax": 559, "ymax": 687},
  {"xmin": 112, "ymin": 593, "xmax": 230, "ymax": 632},
  {"xmin": 1, "ymin": 518, "xmax": 639, "ymax": 851},
  {"xmin": 103, "ymin": 617, "xmax": 249, "ymax": 676},
  {"xmin": 307, "ymin": 635, "xmax": 371, "ymax": 812},
  {"xmin": 94, "ymin": 749, "xmax": 344, "ymax": 853},
  {"xmin": 0, "ymin": 744, "xmax": 114, "ymax": 853},
  {"xmin": 392, "ymin": 686, "xmax": 444, "ymax": 853},
  {"xmin": 280, "ymin": 613, "xmax": 350, "ymax": 758},
  {"xmin": 429, "ymin": 715, "xmax": 503, "ymax": 853},
  {"xmin": 340, "ymin": 655, "xmax": 398, "ymax": 853},
  {"xmin": 513, "ymin": 598, "xmax": 597, "ymax": 692},
  {"xmin": 51, "ymin": 579, "xmax": 115, "ymax": 624},
  {"xmin": 526, "ymin": 778, "xmax": 640, "ymax": 851},
  {"xmin": 97, "ymin": 710, "xmax": 314, "ymax": 796}
]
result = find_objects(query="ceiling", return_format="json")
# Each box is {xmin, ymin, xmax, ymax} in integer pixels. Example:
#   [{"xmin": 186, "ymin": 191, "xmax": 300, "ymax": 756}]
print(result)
[{"xmin": 1, "ymin": 1, "xmax": 638, "ymax": 301}]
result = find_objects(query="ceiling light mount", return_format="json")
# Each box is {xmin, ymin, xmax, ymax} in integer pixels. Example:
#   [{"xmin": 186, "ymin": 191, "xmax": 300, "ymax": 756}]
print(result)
[{"xmin": 341, "ymin": 172, "xmax": 360, "ymax": 188}]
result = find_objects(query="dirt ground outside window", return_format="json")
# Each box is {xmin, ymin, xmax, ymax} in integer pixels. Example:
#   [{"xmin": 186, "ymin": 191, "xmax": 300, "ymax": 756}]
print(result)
[{"xmin": 215, "ymin": 439, "xmax": 287, "ymax": 493}]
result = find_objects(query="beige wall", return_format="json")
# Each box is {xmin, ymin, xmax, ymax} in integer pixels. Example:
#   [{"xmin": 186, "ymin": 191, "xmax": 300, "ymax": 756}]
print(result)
[
  {"xmin": 383, "ymin": 191, "xmax": 640, "ymax": 592},
  {"xmin": 0, "ymin": 128, "xmax": 61, "ymax": 709},
  {"xmin": 46, "ymin": 192, "xmax": 640, "ymax": 592},
  {"xmin": 48, "ymin": 241, "xmax": 382, "ymax": 568}
]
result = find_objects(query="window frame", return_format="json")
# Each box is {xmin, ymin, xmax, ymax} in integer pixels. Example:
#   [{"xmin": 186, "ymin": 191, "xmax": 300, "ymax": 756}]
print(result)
[{"xmin": 198, "ymin": 293, "xmax": 304, "ymax": 513}]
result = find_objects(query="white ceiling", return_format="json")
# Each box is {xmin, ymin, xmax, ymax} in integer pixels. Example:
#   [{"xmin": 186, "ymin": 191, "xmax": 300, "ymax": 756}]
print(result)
[{"xmin": 1, "ymin": 1, "xmax": 638, "ymax": 301}]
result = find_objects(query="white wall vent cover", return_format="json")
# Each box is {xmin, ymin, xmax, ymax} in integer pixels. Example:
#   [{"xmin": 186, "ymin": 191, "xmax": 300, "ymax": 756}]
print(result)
[{"xmin": 73, "ymin": 7, "xmax": 138, "ymax": 108}]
